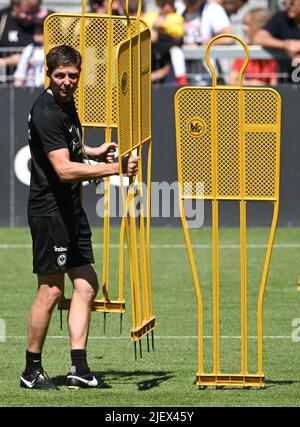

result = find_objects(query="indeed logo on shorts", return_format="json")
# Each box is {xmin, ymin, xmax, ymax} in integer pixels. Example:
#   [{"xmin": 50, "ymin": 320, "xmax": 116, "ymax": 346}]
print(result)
[{"xmin": 54, "ymin": 246, "xmax": 68, "ymax": 252}]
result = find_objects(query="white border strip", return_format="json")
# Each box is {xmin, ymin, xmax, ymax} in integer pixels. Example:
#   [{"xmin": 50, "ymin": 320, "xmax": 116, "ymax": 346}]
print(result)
[
  {"xmin": 1, "ymin": 243, "xmax": 300, "ymax": 249},
  {"xmin": 5, "ymin": 335, "xmax": 291, "ymax": 340}
]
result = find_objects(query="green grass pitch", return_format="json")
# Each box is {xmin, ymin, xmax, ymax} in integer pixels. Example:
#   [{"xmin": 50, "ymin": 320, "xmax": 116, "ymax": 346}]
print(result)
[{"xmin": 0, "ymin": 226, "xmax": 300, "ymax": 407}]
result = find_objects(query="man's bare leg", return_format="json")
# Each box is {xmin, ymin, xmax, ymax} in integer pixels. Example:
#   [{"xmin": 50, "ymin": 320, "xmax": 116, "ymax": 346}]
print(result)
[
  {"xmin": 66, "ymin": 264, "xmax": 100, "ymax": 388},
  {"xmin": 67, "ymin": 263, "xmax": 99, "ymax": 349},
  {"xmin": 21, "ymin": 273, "xmax": 63, "ymax": 390},
  {"xmin": 27, "ymin": 273, "xmax": 64, "ymax": 353}
]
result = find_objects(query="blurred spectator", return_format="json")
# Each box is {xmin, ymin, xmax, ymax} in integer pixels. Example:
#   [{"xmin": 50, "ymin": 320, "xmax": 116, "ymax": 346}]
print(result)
[
  {"xmin": 253, "ymin": 0, "xmax": 300, "ymax": 83},
  {"xmin": 181, "ymin": 0, "xmax": 233, "ymax": 46},
  {"xmin": 218, "ymin": 0, "xmax": 248, "ymax": 17},
  {"xmin": 0, "ymin": 0, "xmax": 52, "ymax": 82},
  {"xmin": 88, "ymin": 0, "xmax": 124, "ymax": 15},
  {"xmin": 137, "ymin": 1, "xmax": 170, "ymax": 84},
  {"xmin": 143, "ymin": 0, "xmax": 188, "ymax": 84},
  {"xmin": 151, "ymin": 48, "xmax": 172, "ymax": 83},
  {"xmin": 181, "ymin": 0, "xmax": 233, "ymax": 84},
  {"xmin": 144, "ymin": 0, "xmax": 185, "ymax": 39},
  {"xmin": 14, "ymin": 16, "xmax": 44, "ymax": 86},
  {"xmin": 228, "ymin": 8, "xmax": 278, "ymax": 86},
  {"xmin": 89, "ymin": 0, "xmax": 106, "ymax": 13}
]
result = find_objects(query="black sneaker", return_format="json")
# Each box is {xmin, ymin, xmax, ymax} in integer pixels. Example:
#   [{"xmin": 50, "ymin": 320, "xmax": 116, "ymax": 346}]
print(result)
[
  {"xmin": 67, "ymin": 371, "xmax": 106, "ymax": 389},
  {"xmin": 20, "ymin": 369, "xmax": 59, "ymax": 390}
]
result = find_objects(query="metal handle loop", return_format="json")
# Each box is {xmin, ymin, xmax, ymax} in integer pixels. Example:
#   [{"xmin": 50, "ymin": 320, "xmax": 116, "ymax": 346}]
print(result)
[{"xmin": 205, "ymin": 34, "xmax": 250, "ymax": 87}]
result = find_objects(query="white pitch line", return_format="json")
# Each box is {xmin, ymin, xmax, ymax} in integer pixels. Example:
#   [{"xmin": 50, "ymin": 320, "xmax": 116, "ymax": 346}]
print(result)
[
  {"xmin": 4, "ymin": 335, "xmax": 292, "ymax": 340},
  {"xmin": 1, "ymin": 243, "xmax": 300, "ymax": 249},
  {"xmin": 0, "ymin": 244, "xmax": 32, "ymax": 248},
  {"xmin": 143, "ymin": 244, "xmax": 300, "ymax": 249}
]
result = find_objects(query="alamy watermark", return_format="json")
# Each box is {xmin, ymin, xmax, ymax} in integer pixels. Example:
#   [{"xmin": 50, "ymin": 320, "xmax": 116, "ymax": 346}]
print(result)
[
  {"xmin": 291, "ymin": 57, "xmax": 300, "ymax": 83},
  {"xmin": 95, "ymin": 181, "xmax": 205, "ymax": 228},
  {"xmin": 0, "ymin": 319, "xmax": 6, "ymax": 343},
  {"xmin": 291, "ymin": 318, "xmax": 300, "ymax": 343}
]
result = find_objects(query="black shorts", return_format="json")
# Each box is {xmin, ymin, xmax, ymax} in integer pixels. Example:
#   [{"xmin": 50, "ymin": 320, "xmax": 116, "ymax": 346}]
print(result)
[{"xmin": 28, "ymin": 211, "xmax": 95, "ymax": 275}]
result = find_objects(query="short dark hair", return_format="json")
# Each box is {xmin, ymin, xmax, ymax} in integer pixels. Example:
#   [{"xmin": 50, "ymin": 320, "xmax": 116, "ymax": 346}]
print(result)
[{"xmin": 46, "ymin": 45, "xmax": 82, "ymax": 76}]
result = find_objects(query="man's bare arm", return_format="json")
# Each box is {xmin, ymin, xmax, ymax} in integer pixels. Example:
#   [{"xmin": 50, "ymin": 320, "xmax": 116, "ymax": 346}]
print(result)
[
  {"xmin": 48, "ymin": 148, "xmax": 138, "ymax": 182},
  {"xmin": 253, "ymin": 29, "xmax": 286, "ymax": 50},
  {"xmin": 0, "ymin": 53, "xmax": 21, "ymax": 67},
  {"xmin": 83, "ymin": 143, "xmax": 116, "ymax": 162}
]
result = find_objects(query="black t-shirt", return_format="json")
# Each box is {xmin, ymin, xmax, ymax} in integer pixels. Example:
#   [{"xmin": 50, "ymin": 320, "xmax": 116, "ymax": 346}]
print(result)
[
  {"xmin": 265, "ymin": 11, "xmax": 300, "ymax": 82},
  {"xmin": 0, "ymin": 12, "xmax": 35, "ymax": 49},
  {"xmin": 27, "ymin": 90, "xmax": 84, "ymax": 218}
]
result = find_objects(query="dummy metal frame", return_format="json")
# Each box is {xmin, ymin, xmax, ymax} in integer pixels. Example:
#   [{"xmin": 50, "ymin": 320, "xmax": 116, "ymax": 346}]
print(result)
[
  {"xmin": 116, "ymin": 0, "xmax": 155, "ymax": 356},
  {"xmin": 175, "ymin": 34, "xmax": 281, "ymax": 387}
]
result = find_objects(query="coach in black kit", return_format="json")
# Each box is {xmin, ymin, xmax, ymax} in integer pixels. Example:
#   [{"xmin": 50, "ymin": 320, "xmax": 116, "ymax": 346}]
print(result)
[{"xmin": 20, "ymin": 44, "xmax": 139, "ymax": 390}]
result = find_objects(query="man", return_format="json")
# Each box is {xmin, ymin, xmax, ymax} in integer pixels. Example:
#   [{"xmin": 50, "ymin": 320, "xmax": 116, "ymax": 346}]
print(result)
[
  {"xmin": 181, "ymin": 0, "xmax": 233, "ymax": 84},
  {"xmin": 13, "ymin": 16, "xmax": 45, "ymax": 87},
  {"xmin": 219, "ymin": 0, "xmax": 248, "ymax": 17},
  {"xmin": 0, "ymin": 0, "xmax": 52, "ymax": 81},
  {"xmin": 20, "ymin": 44, "xmax": 139, "ymax": 390},
  {"xmin": 143, "ymin": 0, "xmax": 187, "ymax": 84},
  {"xmin": 253, "ymin": 0, "xmax": 300, "ymax": 83},
  {"xmin": 181, "ymin": 0, "xmax": 233, "ymax": 47}
]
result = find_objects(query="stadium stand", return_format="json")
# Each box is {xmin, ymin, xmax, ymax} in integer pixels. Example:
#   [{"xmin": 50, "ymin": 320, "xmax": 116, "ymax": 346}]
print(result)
[{"xmin": 0, "ymin": 0, "xmax": 285, "ymax": 85}]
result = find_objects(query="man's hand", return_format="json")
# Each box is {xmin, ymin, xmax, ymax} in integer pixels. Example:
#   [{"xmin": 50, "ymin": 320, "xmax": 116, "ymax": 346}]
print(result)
[
  {"xmin": 85, "ymin": 143, "xmax": 117, "ymax": 163},
  {"xmin": 102, "ymin": 143, "xmax": 117, "ymax": 163},
  {"xmin": 122, "ymin": 156, "xmax": 140, "ymax": 177},
  {"xmin": 284, "ymin": 40, "xmax": 300, "ymax": 58}
]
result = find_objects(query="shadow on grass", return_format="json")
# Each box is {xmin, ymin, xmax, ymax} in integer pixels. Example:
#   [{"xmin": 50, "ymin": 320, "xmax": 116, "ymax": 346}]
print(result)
[
  {"xmin": 266, "ymin": 379, "xmax": 300, "ymax": 388},
  {"xmin": 52, "ymin": 370, "xmax": 173, "ymax": 391},
  {"xmin": 137, "ymin": 374, "xmax": 173, "ymax": 391}
]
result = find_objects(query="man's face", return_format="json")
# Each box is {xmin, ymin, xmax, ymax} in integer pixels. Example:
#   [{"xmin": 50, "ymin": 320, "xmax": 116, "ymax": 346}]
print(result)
[
  {"xmin": 15, "ymin": 0, "xmax": 40, "ymax": 26},
  {"xmin": 49, "ymin": 64, "xmax": 81, "ymax": 103},
  {"xmin": 285, "ymin": 0, "xmax": 300, "ymax": 19}
]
